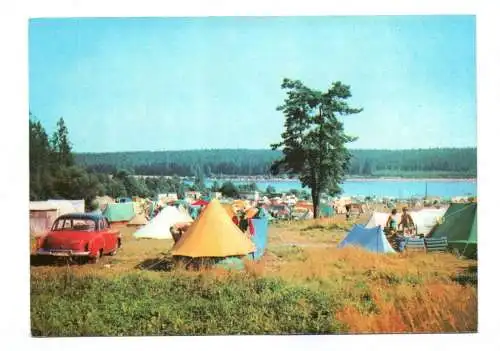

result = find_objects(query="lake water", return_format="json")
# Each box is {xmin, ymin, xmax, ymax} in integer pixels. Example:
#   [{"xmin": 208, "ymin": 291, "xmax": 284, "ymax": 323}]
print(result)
[{"xmin": 189, "ymin": 178, "xmax": 477, "ymax": 198}]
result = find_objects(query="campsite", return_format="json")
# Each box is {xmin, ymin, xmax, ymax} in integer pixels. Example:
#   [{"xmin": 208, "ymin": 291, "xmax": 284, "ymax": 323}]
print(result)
[
  {"xmin": 30, "ymin": 195, "xmax": 478, "ymax": 336},
  {"xmin": 27, "ymin": 15, "xmax": 479, "ymax": 338}
]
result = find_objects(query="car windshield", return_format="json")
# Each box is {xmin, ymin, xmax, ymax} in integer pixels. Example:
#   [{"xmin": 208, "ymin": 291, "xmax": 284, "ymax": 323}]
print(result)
[{"xmin": 52, "ymin": 218, "xmax": 96, "ymax": 232}]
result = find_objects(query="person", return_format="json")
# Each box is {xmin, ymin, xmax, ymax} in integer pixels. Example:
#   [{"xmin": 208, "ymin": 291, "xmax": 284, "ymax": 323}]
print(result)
[
  {"xmin": 345, "ymin": 204, "xmax": 351, "ymax": 220},
  {"xmin": 386, "ymin": 209, "xmax": 398, "ymax": 233},
  {"xmin": 238, "ymin": 211, "xmax": 249, "ymax": 232},
  {"xmin": 385, "ymin": 209, "xmax": 401, "ymax": 251},
  {"xmin": 399, "ymin": 207, "xmax": 415, "ymax": 235}
]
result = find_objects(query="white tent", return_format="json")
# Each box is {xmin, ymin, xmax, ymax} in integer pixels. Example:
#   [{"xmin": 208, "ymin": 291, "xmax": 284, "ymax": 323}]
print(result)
[
  {"xmin": 365, "ymin": 212, "xmax": 399, "ymax": 229},
  {"xmin": 31, "ymin": 199, "xmax": 81, "ymax": 216},
  {"xmin": 410, "ymin": 207, "xmax": 448, "ymax": 236},
  {"xmin": 133, "ymin": 206, "xmax": 193, "ymax": 239},
  {"xmin": 365, "ymin": 208, "xmax": 448, "ymax": 236},
  {"xmin": 338, "ymin": 225, "xmax": 395, "ymax": 253}
]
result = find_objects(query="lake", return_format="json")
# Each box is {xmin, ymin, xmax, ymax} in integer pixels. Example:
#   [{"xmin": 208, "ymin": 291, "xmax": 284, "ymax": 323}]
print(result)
[{"xmin": 188, "ymin": 178, "xmax": 477, "ymax": 198}]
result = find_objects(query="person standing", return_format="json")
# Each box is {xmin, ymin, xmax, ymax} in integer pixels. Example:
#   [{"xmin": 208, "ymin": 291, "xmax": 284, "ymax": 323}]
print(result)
[
  {"xmin": 386, "ymin": 209, "xmax": 398, "ymax": 232},
  {"xmin": 399, "ymin": 207, "xmax": 415, "ymax": 236},
  {"xmin": 345, "ymin": 204, "xmax": 352, "ymax": 220}
]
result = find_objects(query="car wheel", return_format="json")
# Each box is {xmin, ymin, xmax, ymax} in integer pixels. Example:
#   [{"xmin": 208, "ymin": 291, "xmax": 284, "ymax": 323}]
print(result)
[
  {"xmin": 89, "ymin": 249, "xmax": 103, "ymax": 264},
  {"xmin": 109, "ymin": 241, "xmax": 120, "ymax": 256}
]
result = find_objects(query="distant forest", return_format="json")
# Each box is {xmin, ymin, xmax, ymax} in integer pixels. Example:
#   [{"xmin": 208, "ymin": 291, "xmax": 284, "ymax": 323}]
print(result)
[{"xmin": 75, "ymin": 148, "xmax": 477, "ymax": 178}]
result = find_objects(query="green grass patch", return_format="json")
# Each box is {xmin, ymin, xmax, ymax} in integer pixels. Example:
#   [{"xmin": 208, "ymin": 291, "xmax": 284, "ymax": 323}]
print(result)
[{"xmin": 31, "ymin": 272, "xmax": 347, "ymax": 336}]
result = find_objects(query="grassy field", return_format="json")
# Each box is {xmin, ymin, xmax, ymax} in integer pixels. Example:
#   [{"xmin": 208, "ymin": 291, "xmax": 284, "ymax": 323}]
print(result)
[{"xmin": 30, "ymin": 214, "xmax": 477, "ymax": 336}]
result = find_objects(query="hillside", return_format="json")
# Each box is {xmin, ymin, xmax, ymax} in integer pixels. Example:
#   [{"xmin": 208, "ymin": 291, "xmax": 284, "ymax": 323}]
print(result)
[{"xmin": 75, "ymin": 148, "xmax": 477, "ymax": 178}]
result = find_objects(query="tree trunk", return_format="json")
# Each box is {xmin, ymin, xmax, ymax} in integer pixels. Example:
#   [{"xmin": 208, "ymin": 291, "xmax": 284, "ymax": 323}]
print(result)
[{"xmin": 311, "ymin": 186, "xmax": 320, "ymax": 219}]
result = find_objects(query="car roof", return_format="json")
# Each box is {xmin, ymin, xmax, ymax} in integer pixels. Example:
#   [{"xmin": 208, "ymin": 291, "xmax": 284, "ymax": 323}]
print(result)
[{"xmin": 56, "ymin": 212, "xmax": 106, "ymax": 221}]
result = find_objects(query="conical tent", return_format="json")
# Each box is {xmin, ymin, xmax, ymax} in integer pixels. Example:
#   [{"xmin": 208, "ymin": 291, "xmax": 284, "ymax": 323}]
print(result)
[
  {"xmin": 338, "ymin": 224, "xmax": 396, "ymax": 254},
  {"xmin": 134, "ymin": 206, "xmax": 193, "ymax": 239},
  {"xmin": 171, "ymin": 199, "xmax": 256, "ymax": 258},
  {"xmin": 429, "ymin": 203, "xmax": 477, "ymax": 258},
  {"xmin": 127, "ymin": 213, "xmax": 148, "ymax": 226},
  {"xmin": 221, "ymin": 203, "xmax": 236, "ymax": 218}
]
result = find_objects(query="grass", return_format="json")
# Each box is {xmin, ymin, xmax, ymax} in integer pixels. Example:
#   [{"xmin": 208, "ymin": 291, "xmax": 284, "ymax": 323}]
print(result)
[
  {"xmin": 31, "ymin": 272, "xmax": 344, "ymax": 336},
  {"xmin": 30, "ymin": 216, "xmax": 477, "ymax": 336}
]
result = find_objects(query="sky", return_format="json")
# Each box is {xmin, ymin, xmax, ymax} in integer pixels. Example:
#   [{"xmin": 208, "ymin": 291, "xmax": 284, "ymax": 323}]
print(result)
[{"xmin": 29, "ymin": 15, "xmax": 477, "ymax": 153}]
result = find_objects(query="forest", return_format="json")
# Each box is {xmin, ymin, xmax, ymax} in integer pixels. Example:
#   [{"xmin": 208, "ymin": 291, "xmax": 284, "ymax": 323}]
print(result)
[
  {"xmin": 30, "ymin": 115, "xmax": 268, "ymax": 204},
  {"xmin": 75, "ymin": 148, "xmax": 477, "ymax": 178},
  {"xmin": 30, "ymin": 113, "xmax": 476, "ymax": 205}
]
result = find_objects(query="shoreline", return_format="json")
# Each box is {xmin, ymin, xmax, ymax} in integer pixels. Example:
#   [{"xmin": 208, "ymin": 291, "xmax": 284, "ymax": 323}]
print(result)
[{"xmin": 197, "ymin": 177, "xmax": 477, "ymax": 183}]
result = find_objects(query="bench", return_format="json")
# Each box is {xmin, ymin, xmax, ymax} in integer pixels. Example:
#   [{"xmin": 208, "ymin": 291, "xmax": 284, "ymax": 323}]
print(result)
[
  {"xmin": 404, "ymin": 237, "xmax": 426, "ymax": 252},
  {"xmin": 424, "ymin": 237, "xmax": 449, "ymax": 253}
]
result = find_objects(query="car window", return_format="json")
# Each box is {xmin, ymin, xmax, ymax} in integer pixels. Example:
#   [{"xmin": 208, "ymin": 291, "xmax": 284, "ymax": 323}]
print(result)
[{"xmin": 52, "ymin": 218, "xmax": 96, "ymax": 232}]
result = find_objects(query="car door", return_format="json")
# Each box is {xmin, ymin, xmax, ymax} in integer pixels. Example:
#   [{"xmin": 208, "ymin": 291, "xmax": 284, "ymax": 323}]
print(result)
[
  {"xmin": 99, "ymin": 218, "xmax": 111, "ymax": 253},
  {"xmin": 102, "ymin": 218, "xmax": 117, "ymax": 253}
]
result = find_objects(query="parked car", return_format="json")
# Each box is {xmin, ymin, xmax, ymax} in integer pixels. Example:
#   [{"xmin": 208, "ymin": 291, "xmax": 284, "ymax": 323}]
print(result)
[{"xmin": 35, "ymin": 213, "xmax": 121, "ymax": 263}]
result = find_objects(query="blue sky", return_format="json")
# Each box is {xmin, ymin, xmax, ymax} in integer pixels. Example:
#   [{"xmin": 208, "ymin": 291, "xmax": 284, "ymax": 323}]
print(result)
[{"xmin": 29, "ymin": 16, "xmax": 476, "ymax": 152}]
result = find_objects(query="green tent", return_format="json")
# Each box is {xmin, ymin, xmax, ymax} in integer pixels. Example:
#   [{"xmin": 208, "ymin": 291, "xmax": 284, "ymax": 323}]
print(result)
[
  {"xmin": 430, "ymin": 203, "xmax": 477, "ymax": 258},
  {"xmin": 320, "ymin": 204, "xmax": 334, "ymax": 217},
  {"xmin": 103, "ymin": 202, "xmax": 136, "ymax": 223}
]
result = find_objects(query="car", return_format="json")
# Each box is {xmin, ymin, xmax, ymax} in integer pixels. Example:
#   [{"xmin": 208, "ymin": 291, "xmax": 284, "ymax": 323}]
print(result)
[{"xmin": 35, "ymin": 213, "xmax": 122, "ymax": 263}]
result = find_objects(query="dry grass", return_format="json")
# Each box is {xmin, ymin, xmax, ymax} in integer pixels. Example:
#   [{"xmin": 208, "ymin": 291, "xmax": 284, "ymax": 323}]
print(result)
[{"xmin": 30, "ymin": 214, "xmax": 477, "ymax": 334}]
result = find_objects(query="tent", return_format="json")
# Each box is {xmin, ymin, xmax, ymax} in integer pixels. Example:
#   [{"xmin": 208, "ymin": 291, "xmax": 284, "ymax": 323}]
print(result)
[
  {"xmin": 103, "ymin": 202, "xmax": 136, "ymax": 223},
  {"xmin": 171, "ymin": 199, "xmax": 256, "ymax": 258},
  {"xmin": 30, "ymin": 199, "xmax": 84, "ymax": 235},
  {"xmin": 246, "ymin": 207, "xmax": 259, "ymax": 219},
  {"xmin": 134, "ymin": 206, "xmax": 193, "ymax": 239},
  {"xmin": 429, "ymin": 203, "xmax": 477, "ymax": 258},
  {"xmin": 320, "ymin": 204, "xmax": 334, "ymax": 217},
  {"xmin": 338, "ymin": 225, "xmax": 396, "ymax": 254},
  {"xmin": 365, "ymin": 209, "xmax": 447, "ymax": 236},
  {"xmin": 31, "ymin": 200, "xmax": 80, "ymax": 216},
  {"xmin": 191, "ymin": 199, "xmax": 209, "ymax": 206},
  {"xmin": 117, "ymin": 197, "xmax": 132, "ymax": 203},
  {"xmin": 221, "ymin": 203, "xmax": 237, "ymax": 218},
  {"xmin": 247, "ymin": 217, "xmax": 269, "ymax": 260},
  {"xmin": 95, "ymin": 196, "xmax": 115, "ymax": 211},
  {"xmin": 29, "ymin": 205, "xmax": 58, "ymax": 235},
  {"xmin": 410, "ymin": 208, "xmax": 448, "ymax": 236},
  {"xmin": 127, "ymin": 213, "xmax": 149, "ymax": 227}
]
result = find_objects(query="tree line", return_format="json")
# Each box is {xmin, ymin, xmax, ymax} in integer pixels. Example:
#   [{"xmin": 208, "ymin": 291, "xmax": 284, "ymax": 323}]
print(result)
[
  {"xmin": 75, "ymin": 148, "xmax": 477, "ymax": 178},
  {"xmin": 30, "ymin": 114, "xmax": 278, "ymax": 206}
]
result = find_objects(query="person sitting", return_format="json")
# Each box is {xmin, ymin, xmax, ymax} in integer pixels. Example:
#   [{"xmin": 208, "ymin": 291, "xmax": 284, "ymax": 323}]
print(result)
[{"xmin": 399, "ymin": 207, "xmax": 415, "ymax": 236}]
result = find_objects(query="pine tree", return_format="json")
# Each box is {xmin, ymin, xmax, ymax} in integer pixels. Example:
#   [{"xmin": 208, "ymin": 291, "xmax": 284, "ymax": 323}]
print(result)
[{"xmin": 271, "ymin": 78, "xmax": 362, "ymax": 218}]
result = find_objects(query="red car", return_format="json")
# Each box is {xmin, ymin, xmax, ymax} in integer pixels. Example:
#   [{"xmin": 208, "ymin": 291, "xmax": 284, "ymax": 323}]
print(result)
[{"xmin": 35, "ymin": 213, "xmax": 122, "ymax": 263}]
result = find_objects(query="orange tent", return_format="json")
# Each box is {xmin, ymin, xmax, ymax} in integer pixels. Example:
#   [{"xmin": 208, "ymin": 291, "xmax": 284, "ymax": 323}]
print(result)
[
  {"xmin": 246, "ymin": 207, "xmax": 259, "ymax": 219},
  {"xmin": 233, "ymin": 200, "xmax": 246, "ymax": 209},
  {"xmin": 171, "ymin": 199, "xmax": 255, "ymax": 258}
]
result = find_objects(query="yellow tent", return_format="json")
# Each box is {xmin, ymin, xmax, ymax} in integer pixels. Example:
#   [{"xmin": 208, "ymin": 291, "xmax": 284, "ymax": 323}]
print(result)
[
  {"xmin": 127, "ymin": 213, "xmax": 148, "ymax": 226},
  {"xmin": 171, "ymin": 199, "xmax": 255, "ymax": 258},
  {"xmin": 221, "ymin": 203, "xmax": 236, "ymax": 218}
]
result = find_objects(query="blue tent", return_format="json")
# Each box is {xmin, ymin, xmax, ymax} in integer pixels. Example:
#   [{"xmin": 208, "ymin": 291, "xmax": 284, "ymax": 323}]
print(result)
[
  {"xmin": 248, "ymin": 217, "xmax": 269, "ymax": 260},
  {"xmin": 338, "ymin": 224, "xmax": 396, "ymax": 254}
]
